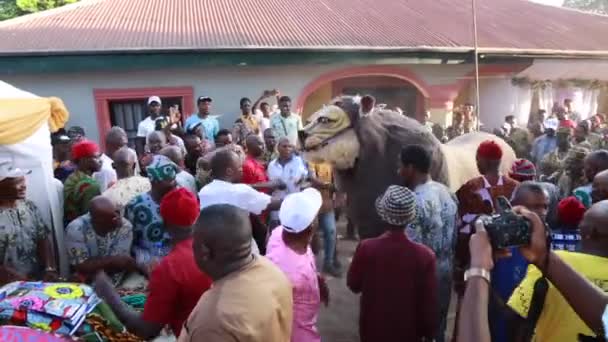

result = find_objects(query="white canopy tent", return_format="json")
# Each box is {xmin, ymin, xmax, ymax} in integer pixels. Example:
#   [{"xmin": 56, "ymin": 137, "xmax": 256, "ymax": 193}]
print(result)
[
  {"xmin": 515, "ymin": 59, "xmax": 608, "ymax": 121},
  {"xmin": 0, "ymin": 81, "xmax": 68, "ymax": 276}
]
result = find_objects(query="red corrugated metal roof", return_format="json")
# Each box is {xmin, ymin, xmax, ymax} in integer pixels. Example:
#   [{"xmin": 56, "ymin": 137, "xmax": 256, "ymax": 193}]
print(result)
[{"xmin": 0, "ymin": 0, "xmax": 607, "ymax": 55}]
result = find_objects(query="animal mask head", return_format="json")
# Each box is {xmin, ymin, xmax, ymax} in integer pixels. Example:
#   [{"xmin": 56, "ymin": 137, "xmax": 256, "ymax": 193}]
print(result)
[{"xmin": 300, "ymin": 95, "xmax": 376, "ymax": 170}]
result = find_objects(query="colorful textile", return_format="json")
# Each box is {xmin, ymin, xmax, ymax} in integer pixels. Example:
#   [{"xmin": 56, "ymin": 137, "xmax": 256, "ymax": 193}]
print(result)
[
  {"xmin": 405, "ymin": 180, "xmax": 458, "ymax": 342},
  {"xmin": 456, "ymin": 176, "xmax": 519, "ymax": 227},
  {"xmin": 0, "ymin": 326, "xmax": 69, "ymax": 341},
  {"xmin": 79, "ymin": 301, "xmax": 142, "ymax": 342},
  {"xmin": 145, "ymin": 155, "xmax": 178, "ymax": 182},
  {"xmin": 509, "ymin": 159, "xmax": 536, "ymax": 181},
  {"xmin": 64, "ymin": 213, "xmax": 133, "ymax": 267},
  {"xmin": 71, "ymin": 141, "xmax": 99, "ymax": 161},
  {"xmin": 63, "ymin": 171, "xmax": 101, "ymax": 224},
  {"xmin": 476, "ymin": 140, "xmax": 503, "ymax": 160},
  {"xmin": 102, "ymin": 176, "xmax": 151, "ymax": 213},
  {"xmin": 375, "ymin": 185, "xmax": 417, "ymax": 226},
  {"xmin": 508, "ymin": 251, "xmax": 608, "ymax": 341},
  {"xmin": 0, "ymin": 281, "xmax": 101, "ymax": 336},
  {"xmin": 347, "ymin": 231, "xmax": 437, "ymax": 342},
  {"xmin": 178, "ymin": 256, "xmax": 292, "ymax": 342},
  {"xmin": 0, "ymin": 200, "xmax": 49, "ymax": 276},
  {"xmin": 124, "ymin": 193, "xmax": 170, "ymax": 266},
  {"xmin": 0, "ymin": 97, "xmax": 69, "ymax": 145},
  {"xmin": 269, "ymin": 112, "xmax": 303, "ymax": 146},
  {"xmin": 142, "ymin": 238, "xmax": 212, "ymax": 336},
  {"xmin": 266, "ymin": 227, "xmax": 321, "ymax": 342},
  {"xmin": 160, "ymin": 188, "xmax": 200, "ymax": 227}
]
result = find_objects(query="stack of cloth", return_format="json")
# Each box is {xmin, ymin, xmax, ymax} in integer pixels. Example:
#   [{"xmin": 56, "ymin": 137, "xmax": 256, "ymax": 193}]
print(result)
[{"xmin": 0, "ymin": 281, "xmax": 101, "ymax": 336}]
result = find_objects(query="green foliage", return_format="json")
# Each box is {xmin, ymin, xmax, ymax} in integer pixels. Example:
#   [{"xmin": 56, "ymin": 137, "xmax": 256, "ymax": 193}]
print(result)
[
  {"xmin": 0, "ymin": 0, "xmax": 78, "ymax": 20},
  {"xmin": 563, "ymin": 0, "xmax": 608, "ymax": 14}
]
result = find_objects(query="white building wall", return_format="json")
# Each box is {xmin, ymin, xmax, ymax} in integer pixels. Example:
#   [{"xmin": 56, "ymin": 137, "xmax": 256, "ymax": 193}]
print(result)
[
  {"xmin": 471, "ymin": 76, "xmax": 532, "ymax": 130},
  {"xmin": 3, "ymin": 63, "xmax": 474, "ymax": 143}
]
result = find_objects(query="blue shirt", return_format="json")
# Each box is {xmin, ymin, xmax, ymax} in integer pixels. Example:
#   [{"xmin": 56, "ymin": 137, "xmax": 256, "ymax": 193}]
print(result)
[
  {"xmin": 185, "ymin": 114, "xmax": 220, "ymax": 142},
  {"xmin": 489, "ymin": 248, "xmax": 529, "ymax": 342},
  {"xmin": 531, "ymin": 135, "xmax": 557, "ymax": 165}
]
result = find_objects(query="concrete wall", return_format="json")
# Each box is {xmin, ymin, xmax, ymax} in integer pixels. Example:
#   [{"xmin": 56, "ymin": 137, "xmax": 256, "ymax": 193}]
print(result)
[
  {"xmin": 470, "ymin": 76, "xmax": 532, "ymax": 130},
  {"xmin": 3, "ymin": 63, "xmax": 474, "ymax": 143}
]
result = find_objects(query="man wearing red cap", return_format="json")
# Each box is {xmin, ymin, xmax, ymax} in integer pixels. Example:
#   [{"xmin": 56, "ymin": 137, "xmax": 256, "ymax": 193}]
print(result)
[
  {"xmin": 95, "ymin": 188, "xmax": 212, "ymax": 340},
  {"xmin": 452, "ymin": 140, "xmax": 519, "ymax": 338},
  {"xmin": 63, "ymin": 140, "xmax": 103, "ymax": 224}
]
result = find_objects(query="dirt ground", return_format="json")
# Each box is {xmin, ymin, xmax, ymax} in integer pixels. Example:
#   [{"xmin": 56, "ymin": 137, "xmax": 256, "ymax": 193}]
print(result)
[{"xmin": 316, "ymin": 219, "xmax": 456, "ymax": 342}]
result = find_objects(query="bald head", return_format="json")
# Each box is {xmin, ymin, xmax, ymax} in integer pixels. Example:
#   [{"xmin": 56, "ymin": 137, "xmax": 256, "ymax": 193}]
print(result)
[
  {"xmin": 584, "ymin": 150, "xmax": 608, "ymax": 182},
  {"xmin": 89, "ymin": 196, "xmax": 121, "ymax": 234},
  {"xmin": 592, "ymin": 169, "xmax": 608, "ymax": 204},
  {"xmin": 159, "ymin": 145, "xmax": 184, "ymax": 166},
  {"xmin": 580, "ymin": 200, "xmax": 608, "ymax": 241},
  {"xmin": 211, "ymin": 149, "xmax": 240, "ymax": 180},
  {"xmin": 105, "ymin": 126, "xmax": 128, "ymax": 156},
  {"xmin": 245, "ymin": 134, "xmax": 264, "ymax": 157},
  {"xmin": 112, "ymin": 147, "xmax": 136, "ymax": 179},
  {"xmin": 193, "ymin": 204, "xmax": 253, "ymax": 279}
]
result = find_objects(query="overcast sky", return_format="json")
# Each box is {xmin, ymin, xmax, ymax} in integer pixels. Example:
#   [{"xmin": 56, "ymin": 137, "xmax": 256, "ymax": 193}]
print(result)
[{"xmin": 529, "ymin": 0, "xmax": 564, "ymax": 6}]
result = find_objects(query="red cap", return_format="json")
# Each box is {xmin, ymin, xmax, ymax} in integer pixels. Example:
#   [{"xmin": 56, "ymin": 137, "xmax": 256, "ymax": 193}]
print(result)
[
  {"xmin": 557, "ymin": 196, "xmax": 586, "ymax": 227},
  {"xmin": 71, "ymin": 140, "xmax": 99, "ymax": 160},
  {"xmin": 476, "ymin": 140, "xmax": 503, "ymax": 160},
  {"xmin": 160, "ymin": 188, "xmax": 200, "ymax": 227}
]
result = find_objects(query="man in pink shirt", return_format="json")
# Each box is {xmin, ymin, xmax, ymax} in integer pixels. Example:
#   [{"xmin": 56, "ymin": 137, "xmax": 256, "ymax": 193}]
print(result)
[{"xmin": 266, "ymin": 188, "xmax": 329, "ymax": 342}]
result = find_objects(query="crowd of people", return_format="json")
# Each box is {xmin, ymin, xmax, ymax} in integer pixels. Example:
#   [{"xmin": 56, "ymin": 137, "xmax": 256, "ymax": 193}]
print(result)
[{"xmin": 1, "ymin": 90, "xmax": 608, "ymax": 342}]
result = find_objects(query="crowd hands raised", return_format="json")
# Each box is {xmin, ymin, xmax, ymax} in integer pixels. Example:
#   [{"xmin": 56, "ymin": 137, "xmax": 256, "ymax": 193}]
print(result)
[{"xmin": 3, "ymin": 89, "xmax": 608, "ymax": 341}]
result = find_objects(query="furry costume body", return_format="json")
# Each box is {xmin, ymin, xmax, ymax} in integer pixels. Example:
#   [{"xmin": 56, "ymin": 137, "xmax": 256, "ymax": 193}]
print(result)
[{"xmin": 302, "ymin": 96, "xmax": 516, "ymax": 238}]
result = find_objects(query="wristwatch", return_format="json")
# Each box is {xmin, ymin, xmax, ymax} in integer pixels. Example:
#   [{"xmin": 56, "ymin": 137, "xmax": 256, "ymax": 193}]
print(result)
[{"xmin": 464, "ymin": 267, "xmax": 491, "ymax": 283}]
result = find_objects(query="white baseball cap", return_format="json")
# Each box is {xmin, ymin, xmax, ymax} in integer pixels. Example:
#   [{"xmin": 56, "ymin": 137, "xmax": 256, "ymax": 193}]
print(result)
[
  {"xmin": 147, "ymin": 96, "xmax": 162, "ymax": 105},
  {"xmin": 279, "ymin": 188, "xmax": 322, "ymax": 233},
  {"xmin": 0, "ymin": 160, "xmax": 31, "ymax": 182}
]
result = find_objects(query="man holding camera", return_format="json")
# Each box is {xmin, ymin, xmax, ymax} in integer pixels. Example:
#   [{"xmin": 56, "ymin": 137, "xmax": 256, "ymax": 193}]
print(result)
[{"xmin": 507, "ymin": 200, "xmax": 608, "ymax": 341}]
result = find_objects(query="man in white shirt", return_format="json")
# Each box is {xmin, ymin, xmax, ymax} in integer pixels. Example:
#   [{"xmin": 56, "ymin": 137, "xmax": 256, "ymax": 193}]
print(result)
[
  {"xmin": 94, "ymin": 126, "xmax": 140, "ymax": 192},
  {"xmin": 198, "ymin": 149, "xmax": 283, "ymax": 254},
  {"xmin": 136, "ymin": 96, "xmax": 163, "ymax": 156},
  {"xmin": 267, "ymin": 137, "xmax": 309, "ymax": 226}
]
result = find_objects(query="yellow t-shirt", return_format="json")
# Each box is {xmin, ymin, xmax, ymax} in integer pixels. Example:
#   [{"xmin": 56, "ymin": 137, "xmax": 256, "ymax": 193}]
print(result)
[
  {"xmin": 508, "ymin": 251, "xmax": 608, "ymax": 341},
  {"xmin": 310, "ymin": 162, "xmax": 334, "ymax": 213}
]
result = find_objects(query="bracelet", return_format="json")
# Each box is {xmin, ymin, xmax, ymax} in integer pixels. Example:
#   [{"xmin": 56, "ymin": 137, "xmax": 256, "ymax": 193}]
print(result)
[{"xmin": 464, "ymin": 267, "xmax": 491, "ymax": 283}]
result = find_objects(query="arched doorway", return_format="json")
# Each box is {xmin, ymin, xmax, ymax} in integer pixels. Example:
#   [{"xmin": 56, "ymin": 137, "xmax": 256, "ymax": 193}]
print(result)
[{"xmin": 296, "ymin": 65, "xmax": 430, "ymax": 122}]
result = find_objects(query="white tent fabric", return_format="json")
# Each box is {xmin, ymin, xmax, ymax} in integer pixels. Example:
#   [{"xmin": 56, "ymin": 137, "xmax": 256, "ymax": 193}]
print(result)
[
  {"xmin": 517, "ymin": 59, "xmax": 608, "ymax": 81},
  {"xmin": 0, "ymin": 80, "xmax": 68, "ymax": 276}
]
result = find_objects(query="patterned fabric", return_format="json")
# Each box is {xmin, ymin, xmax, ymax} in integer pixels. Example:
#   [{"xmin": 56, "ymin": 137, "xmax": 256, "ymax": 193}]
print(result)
[
  {"xmin": 375, "ymin": 185, "xmax": 416, "ymax": 226},
  {"xmin": 63, "ymin": 171, "xmax": 101, "ymax": 224},
  {"xmin": 102, "ymin": 176, "xmax": 151, "ymax": 213},
  {"xmin": 509, "ymin": 159, "xmax": 536, "ymax": 181},
  {"xmin": 233, "ymin": 115, "xmax": 260, "ymax": 145},
  {"xmin": 406, "ymin": 181, "xmax": 458, "ymax": 274},
  {"xmin": 405, "ymin": 181, "xmax": 458, "ymax": 342},
  {"xmin": 262, "ymin": 149, "xmax": 278, "ymax": 167},
  {"xmin": 0, "ymin": 200, "xmax": 49, "ymax": 276},
  {"xmin": 572, "ymin": 184, "xmax": 592, "ymax": 209},
  {"xmin": 145, "ymin": 155, "xmax": 178, "ymax": 182},
  {"xmin": 124, "ymin": 193, "xmax": 170, "ymax": 266},
  {"xmin": 64, "ymin": 213, "xmax": 133, "ymax": 266},
  {"xmin": 269, "ymin": 112, "xmax": 303, "ymax": 146},
  {"xmin": 539, "ymin": 149, "xmax": 567, "ymax": 178}
]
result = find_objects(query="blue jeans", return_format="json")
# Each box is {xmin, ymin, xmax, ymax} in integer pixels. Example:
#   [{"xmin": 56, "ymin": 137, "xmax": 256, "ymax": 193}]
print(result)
[{"xmin": 318, "ymin": 211, "xmax": 337, "ymax": 267}]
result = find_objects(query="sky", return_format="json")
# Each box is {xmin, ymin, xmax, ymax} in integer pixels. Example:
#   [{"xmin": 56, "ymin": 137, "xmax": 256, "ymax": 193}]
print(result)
[{"xmin": 528, "ymin": 0, "xmax": 564, "ymax": 6}]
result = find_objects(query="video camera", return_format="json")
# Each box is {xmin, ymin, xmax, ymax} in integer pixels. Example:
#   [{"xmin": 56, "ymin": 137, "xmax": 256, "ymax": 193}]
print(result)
[{"xmin": 478, "ymin": 196, "xmax": 532, "ymax": 249}]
